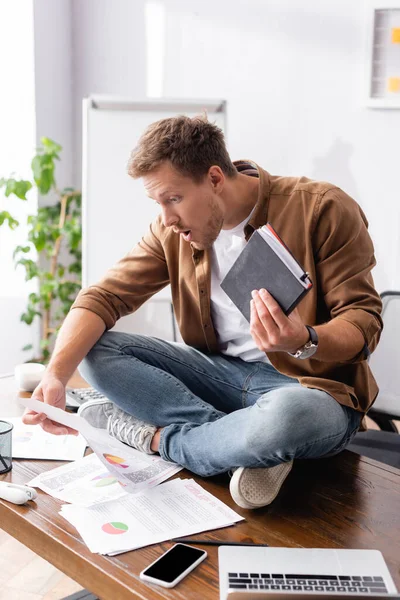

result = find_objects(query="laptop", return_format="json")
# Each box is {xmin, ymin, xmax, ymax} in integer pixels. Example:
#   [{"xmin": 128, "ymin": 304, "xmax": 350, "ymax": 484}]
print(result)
[
  {"xmin": 218, "ymin": 547, "xmax": 397, "ymax": 600},
  {"xmin": 227, "ymin": 595, "xmax": 400, "ymax": 600}
]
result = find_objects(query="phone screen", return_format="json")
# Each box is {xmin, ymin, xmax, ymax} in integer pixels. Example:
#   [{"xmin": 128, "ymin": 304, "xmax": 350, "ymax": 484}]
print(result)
[{"xmin": 142, "ymin": 544, "xmax": 205, "ymax": 583}]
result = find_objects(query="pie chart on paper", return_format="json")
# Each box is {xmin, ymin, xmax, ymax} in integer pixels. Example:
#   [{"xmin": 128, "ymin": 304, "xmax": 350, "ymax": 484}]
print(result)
[
  {"xmin": 103, "ymin": 453, "xmax": 129, "ymax": 468},
  {"xmin": 92, "ymin": 473, "xmax": 118, "ymax": 487},
  {"xmin": 101, "ymin": 522, "xmax": 129, "ymax": 535}
]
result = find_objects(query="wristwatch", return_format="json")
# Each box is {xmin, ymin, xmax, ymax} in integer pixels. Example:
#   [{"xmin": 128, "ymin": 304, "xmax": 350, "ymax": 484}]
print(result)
[{"xmin": 290, "ymin": 325, "xmax": 318, "ymax": 359}]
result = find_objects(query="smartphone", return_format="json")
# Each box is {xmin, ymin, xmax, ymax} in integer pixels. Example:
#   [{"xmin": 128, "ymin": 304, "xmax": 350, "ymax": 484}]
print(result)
[{"xmin": 139, "ymin": 543, "xmax": 207, "ymax": 588}]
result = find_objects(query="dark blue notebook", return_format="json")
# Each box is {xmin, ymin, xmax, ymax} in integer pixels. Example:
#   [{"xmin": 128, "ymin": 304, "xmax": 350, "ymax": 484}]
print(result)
[{"xmin": 220, "ymin": 224, "xmax": 312, "ymax": 322}]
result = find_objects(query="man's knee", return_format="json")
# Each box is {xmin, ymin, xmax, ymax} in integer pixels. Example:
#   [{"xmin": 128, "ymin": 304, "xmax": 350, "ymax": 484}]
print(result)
[
  {"xmin": 256, "ymin": 385, "xmax": 323, "ymax": 427},
  {"xmin": 79, "ymin": 331, "xmax": 151, "ymax": 384},
  {"xmin": 244, "ymin": 386, "xmax": 334, "ymax": 461}
]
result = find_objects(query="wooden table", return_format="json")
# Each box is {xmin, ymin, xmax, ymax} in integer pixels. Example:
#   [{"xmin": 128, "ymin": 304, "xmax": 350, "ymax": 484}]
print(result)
[{"xmin": 1, "ymin": 374, "xmax": 400, "ymax": 600}]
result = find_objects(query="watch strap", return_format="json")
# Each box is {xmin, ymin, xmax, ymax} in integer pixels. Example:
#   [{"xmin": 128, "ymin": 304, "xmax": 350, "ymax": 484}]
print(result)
[
  {"xmin": 290, "ymin": 325, "xmax": 318, "ymax": 359},
  {"xmin": 305, "ymin": 325, "xmax": 318, "ymax": 345}
]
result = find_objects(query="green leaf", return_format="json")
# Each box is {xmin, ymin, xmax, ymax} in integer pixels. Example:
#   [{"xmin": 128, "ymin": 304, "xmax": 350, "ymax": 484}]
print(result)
[
  {"xmin": 20, "ymin": 309, "xmax": 41, "ymax": 325},
  {"xmin": 28, "ymin": 293, "xmax": 40, "ymax": 304},
  {"xmin": 15, "ymin": 258, "xmax": 39, "ymax": 281},
  {"xmin": 71, "ymin": 249, "xmax": 82, "ymax": 261},
  {"xmin": 31, "ymin": 153, "xmax": 56, "ymax": 194},
  {"xmin": 41, "ymin": 280, "xmax": 57, "ymax": 295},
  {"xmin": 0, "ymin": 211, "xmax": 19, "ymax": 229},
  {"xmin": 68, "ymin": 262, "xmax": 81, "ymax": 274},
  {"xmin": 13, "ymin": 245, "xmax": 31, "ymax": 259},
  {"xmin": 37, "ymin": 204, "xmax": 59, "ymax": 222},
  {"xmin": 57, "ymin": 280, "xmax": 80, "ymax": 301},
  {"xmin": 3, "ymin": 178, "xmax": 32, "ymax": 200},
  {"xmin": 22, "ymin": 344, "xmax": 33, "ymax": 351},
  {"xmin": 30, "ymin": 229, "xmax": 47, "ymax": 252},
  {"xmin": 41, "ymin": 137, "xmax": 62, "ymax": 156},
  {"xmin": 39, "ymin": 168, "xmax": 54, "ymax": 194},
  {"xmin": 42, "ymin": 298, "xmax": 51, "ymax": 310},
  {"xmin": 31, "ymin": 155, "xmax": 43, "ymax": 182},
  {"xmin": 13, "ymin": 179, "xmax": 32, "ymax": 199}
]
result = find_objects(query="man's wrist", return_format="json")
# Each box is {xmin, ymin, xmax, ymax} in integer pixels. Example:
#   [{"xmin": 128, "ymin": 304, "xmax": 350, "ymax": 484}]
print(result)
[
  {"xmin": 45, "ymin": 363, "xmax": 71, "ymax": 386},
  {"xmin": 289, "ymin": 326, "xmax": 310, "ymax": 354},
  {"xmin": 289, "ymin": 326, "xmax": 319, "ymax": 359}
]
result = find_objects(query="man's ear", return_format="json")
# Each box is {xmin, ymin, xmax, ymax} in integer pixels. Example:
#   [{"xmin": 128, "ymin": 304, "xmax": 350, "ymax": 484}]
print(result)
[{"xmin": 209, "ymin": 166, "xmax": 224, "ymax": 192}]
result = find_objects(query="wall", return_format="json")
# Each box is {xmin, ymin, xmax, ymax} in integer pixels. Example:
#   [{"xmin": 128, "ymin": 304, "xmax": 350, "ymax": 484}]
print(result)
[
  {"xmin": 33, "ymin": 0, "xmax": 74, "ymax": 192},
  {"xmin": 71, "ymin": 0, "xmax": 147, "ymax": 184},
  {"xmin": 0, "ymin": 0, "xmax": 37, "ymax": 373},
  {"xmin": 67, "ymin": 0, "xmax": 400, "ymax": 292},
  {"xmin": 160, "ymin": 0, "xmax": 400, "ymax": 292}
]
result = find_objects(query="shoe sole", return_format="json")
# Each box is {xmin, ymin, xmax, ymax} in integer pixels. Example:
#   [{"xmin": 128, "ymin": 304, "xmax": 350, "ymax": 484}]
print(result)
[{"xmin": 230, "ymin": 461, "xmax": 293, "ymax": 509}]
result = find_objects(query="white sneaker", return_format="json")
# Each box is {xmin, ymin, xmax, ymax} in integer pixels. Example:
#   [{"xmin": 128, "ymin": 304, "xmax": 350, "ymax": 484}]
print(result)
[
  {"xmin": 78, "ymin": 399, "xmax": 157, "ymax": 454},
  {"xmin": 229, "ymin": 461, "xmax": 293, "ymax": 509}
]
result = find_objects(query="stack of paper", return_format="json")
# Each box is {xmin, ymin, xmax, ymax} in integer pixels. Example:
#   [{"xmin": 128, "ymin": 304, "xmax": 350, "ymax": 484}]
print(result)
[{"xmin": 60, "ymin": 478, "xmax": 244, "ymax": 555}]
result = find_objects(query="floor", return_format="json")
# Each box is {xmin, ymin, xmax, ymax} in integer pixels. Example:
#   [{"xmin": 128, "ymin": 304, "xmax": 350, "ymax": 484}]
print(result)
[
  {"xmin": 0, "ymin": 528, "xmax": 83, "ymax": 600},
  {"xmin": 1, "ymin": 417, "xmax": 398, "ymax": 600}
]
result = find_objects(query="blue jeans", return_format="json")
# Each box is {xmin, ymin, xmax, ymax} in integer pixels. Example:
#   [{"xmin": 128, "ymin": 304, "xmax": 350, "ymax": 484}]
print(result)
[{"xmin": 79, "ymin": 332, "xmax": 362, "ymax": 477}]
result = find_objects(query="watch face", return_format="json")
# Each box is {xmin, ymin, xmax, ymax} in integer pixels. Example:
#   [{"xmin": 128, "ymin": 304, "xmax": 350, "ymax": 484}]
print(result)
[
  {"xmin": 299, "ymin": 343, "xmax": 318, "ymax": 359},
  {"xmin": 291, "ymin": 330, "xmax": 318, "ymax": 359}
]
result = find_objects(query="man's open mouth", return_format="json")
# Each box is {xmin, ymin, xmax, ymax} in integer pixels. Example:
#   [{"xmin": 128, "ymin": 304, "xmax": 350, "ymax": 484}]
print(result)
[{"xmin": 181, "ymin": 230, "xmax": 192, "ymax": 242}]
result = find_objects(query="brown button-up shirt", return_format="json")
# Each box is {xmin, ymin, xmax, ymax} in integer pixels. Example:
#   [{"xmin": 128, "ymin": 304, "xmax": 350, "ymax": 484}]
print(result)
[{"xmin": 71, "ymin": 162, "xmax": 383, "ymax": 416}]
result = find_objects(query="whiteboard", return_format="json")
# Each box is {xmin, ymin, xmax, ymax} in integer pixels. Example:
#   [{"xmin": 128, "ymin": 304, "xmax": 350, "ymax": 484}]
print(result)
[{"xmin": 82, "ymin": 96, "xmax": 227, "ymax": 339}]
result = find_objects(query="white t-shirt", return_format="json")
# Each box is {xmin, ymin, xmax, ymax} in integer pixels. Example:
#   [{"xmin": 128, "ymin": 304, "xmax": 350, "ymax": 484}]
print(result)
[{"xmin": 210, "ymin": 213, "xmax": 271, "ymax": 364}]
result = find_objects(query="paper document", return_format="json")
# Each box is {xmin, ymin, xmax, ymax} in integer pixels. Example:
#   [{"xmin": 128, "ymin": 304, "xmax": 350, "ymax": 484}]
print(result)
[
  {"xmin": 29, "ymin": 453, "xmax": 129, "ymax": 506},
  {"xmin": 19, "ymin": 397, "xmax": 91, "ymax": 434},
  {"xmin": 19, "ymin": 397, "xmax": 182, "ymax": 492},
  {"xmin": 60, "ymin": 478, "xmax": 244, "ymax": 555},
  {"xmin": 4, "ymin": 416, "xmax": 86, "ymax": 461}
]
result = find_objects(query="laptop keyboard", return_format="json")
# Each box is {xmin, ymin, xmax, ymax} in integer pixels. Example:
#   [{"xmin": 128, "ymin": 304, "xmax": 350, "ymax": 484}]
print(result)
[{"xmin": 228, "ymin": 573, "xmax": 389, "ymax": 593}]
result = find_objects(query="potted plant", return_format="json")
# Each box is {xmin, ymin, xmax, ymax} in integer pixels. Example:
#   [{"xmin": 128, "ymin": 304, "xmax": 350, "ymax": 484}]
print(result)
[{"xmin": 0, "ymin": 137, "xmax": 82, "ymax": 362}]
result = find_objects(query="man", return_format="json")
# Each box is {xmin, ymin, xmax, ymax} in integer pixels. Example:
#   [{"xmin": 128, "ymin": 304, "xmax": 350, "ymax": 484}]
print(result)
[{"xmin": 23, "ymin": 115, "xmax": 383, "ymax": 509}]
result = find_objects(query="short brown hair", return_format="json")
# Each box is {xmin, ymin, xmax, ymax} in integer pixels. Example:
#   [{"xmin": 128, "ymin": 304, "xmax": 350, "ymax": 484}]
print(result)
[{"xmin": 127, "ymin": 114, "xmax": 237, "ymax": 182}]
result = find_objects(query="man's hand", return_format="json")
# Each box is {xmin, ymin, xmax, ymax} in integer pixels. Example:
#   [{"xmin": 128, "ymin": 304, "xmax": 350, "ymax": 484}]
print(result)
[
  {"xmin": 21, "ymin": 373, "xmax": 78, "ymax": 436},
  {"xmin": 250, "ymin": 288, "xmax": 309, "ymax": 354}
]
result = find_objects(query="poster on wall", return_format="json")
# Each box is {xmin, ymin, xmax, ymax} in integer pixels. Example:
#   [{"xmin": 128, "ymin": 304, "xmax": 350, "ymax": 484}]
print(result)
[{"xmin": 367, "ymin": 4, "xmax": 400, "ymax": 108}]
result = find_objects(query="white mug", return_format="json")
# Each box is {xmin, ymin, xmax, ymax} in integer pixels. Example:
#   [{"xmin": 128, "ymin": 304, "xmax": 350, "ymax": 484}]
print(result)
[{"xmin": 14, "ymin": 363, "xmax": 46, "ymax": 392}]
